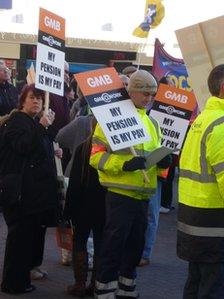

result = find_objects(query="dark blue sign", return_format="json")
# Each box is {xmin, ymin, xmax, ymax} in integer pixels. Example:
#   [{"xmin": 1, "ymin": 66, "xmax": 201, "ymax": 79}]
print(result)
[
  {"xmin": 152, "ymin": 38, "xmax": 192, "ymax": 92},
  {"xmin": 0, "ymin": 0, "xmax": 12, "ymax": 9}
]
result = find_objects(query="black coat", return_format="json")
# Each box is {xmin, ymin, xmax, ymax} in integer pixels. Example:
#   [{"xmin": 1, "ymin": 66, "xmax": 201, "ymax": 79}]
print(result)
[
  {"xmin": 0, "ymin": 111, "xmax": 59, "ymax": 225},
  {"xmin": 64, "ymin": 141, "xmax": 106, "ymax": 227},
  {"xmin": 0, "ymin": 82, "xmax": 18, "ymax": 116}
]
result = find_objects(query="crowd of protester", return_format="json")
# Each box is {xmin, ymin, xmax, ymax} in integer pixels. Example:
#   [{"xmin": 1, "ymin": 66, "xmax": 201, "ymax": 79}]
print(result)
[
  {"xmin": 0, "ymin": 60, "xmax": 172, "ymax": 297},
  {"xmin": 0, "ymin": 58, "xmax": 223, "ymax": 299}
]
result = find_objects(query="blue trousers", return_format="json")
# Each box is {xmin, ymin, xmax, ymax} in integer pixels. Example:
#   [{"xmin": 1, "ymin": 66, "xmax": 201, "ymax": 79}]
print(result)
[{"xmin": 142, "ymin": 181, "xmax": 162, "ymax": 259}]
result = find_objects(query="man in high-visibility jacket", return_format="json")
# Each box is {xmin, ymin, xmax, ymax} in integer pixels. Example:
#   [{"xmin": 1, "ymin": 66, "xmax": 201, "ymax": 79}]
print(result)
[
  {"xmin": 177, "ymin": 64, "xmax": 224, "ymax": 298},
  {"xmin": 90, "ymin": 70, "xmax": 170, "ymax": 299}
]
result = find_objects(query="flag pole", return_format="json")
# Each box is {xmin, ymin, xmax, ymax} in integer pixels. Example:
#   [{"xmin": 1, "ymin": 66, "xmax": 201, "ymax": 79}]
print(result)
[
  {"xmin": 136, "ymin": 34, "xmax": 150, "ymax": 70},
  {"xmin": 44, "ymin": 91, "xmax": 49, "ymax": 114},
  {"xmin": 133, "ymin": 0, "xmax": 165, "ymax": 69}
]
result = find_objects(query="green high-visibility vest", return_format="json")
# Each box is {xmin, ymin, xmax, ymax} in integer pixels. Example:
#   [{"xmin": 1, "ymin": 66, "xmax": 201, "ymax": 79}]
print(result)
[{"xmin": 178, "ymin": 96, "xmax": 224, "ymax": 237}]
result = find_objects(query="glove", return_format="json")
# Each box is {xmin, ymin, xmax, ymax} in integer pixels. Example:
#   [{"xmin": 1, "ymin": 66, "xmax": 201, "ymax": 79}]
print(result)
[
  {"xmin": 122, "ymin": 156, "xmax": 146, "ymax": 172},
  {"xmin": 157, "ymin": 154, "xmax": 173, "ymax": 169}
]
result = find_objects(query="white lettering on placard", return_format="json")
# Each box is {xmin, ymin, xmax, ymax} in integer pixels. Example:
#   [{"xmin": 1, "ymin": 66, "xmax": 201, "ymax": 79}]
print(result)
[
  {"xmin": 159, "ymin": 104, "xmax": 186, "ymax": 116},
  {"xmin": 43, "ymin": 35, "xmax": 61, "ymax": 47},
  {"xmin": 164, "ymin": 90, "xmax": 188, "ymax": 104},
  {"xmin": 87, "ymin": 75, "xmax": 113, "ymax": 87},
  {"xmin": 44, "ymin": 16, "xmax": 61, "ymax": 31},
  {"xmin": 93, "ymin": 92, "xmax": 122, "ymax": 103}
]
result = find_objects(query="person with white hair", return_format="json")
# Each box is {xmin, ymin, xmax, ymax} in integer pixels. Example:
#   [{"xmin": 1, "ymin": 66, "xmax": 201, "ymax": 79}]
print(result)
[
  {"xmin": 0, "ymin": 60, "xmax": 18, "ymax": 116},
  {"xmin": 91, "ymin": 70, "xmax": 170, "ymax": 299}
]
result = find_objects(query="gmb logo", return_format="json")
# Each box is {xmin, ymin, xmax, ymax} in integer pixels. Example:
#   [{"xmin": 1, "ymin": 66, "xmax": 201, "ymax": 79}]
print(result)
[
  {"xmin": 93, "ymin": 92, "xmax": 122, "ymax": 104},
  {"xmin": 166, "ymin": 106, "xmax": 174, "ymax": 114},
  {"xmin": 42, "ymin": 35, "xmax": 61, "ymax": 47}
]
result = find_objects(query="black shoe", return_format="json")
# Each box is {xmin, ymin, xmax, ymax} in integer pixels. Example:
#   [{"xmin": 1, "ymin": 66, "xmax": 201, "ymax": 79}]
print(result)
[
  {"xmin": 1, "ymin": 284, "xmax": 36, "ymax": 294},
  {"xmin": 86, "ymin": 285, "xmax": 94, "ymax": 297}
]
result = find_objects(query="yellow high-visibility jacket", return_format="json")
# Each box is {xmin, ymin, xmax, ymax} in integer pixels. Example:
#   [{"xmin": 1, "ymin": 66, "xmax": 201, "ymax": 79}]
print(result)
[
  {"xmin": 178, "ymin": 96, "xmax": 224, "ymax": 262},
  {"xmin": 90, "ymin": 109, "xmax": 161, "ymax": 200}
]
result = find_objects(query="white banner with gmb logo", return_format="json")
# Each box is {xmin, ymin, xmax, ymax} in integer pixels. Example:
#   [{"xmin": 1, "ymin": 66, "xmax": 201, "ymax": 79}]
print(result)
[
  {"xmin": 74, "ymin": 67, "xmax": 150, "ymax": 151},
  {"xmin": 150, "ymin": 84, "xmax": 197, "ymax": 151},
  {"xmin": 35, "ymin": 8, "xmax": 65, "ymax": 96}
]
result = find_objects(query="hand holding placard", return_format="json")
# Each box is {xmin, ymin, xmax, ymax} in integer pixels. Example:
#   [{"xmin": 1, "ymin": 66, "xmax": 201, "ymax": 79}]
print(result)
[
  {"xmin": 123, "ymin": 156, "xmax": 146, "ymax": 171},
  {"xmin": 130, "ymin": 147, "xmax": 149, "ymax": 183}
]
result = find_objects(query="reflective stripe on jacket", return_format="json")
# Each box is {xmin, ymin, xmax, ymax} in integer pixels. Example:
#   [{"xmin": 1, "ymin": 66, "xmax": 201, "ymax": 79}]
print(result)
[
  {"xmin": 177, "ymin": 96, "xmax": 224, "ymax": 262},
  {"xmin": 90, "ymin": 109, "xmax": 161, "ymax": 200}
]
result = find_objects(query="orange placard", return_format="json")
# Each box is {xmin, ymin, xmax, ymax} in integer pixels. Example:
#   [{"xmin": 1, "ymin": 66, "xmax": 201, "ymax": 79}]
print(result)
[
  {"xmin": 39, "ymin": 7, "xmax": 65, "ymax": 40},
  {"xmin": 155, "ymin": 84, "xmax": 196, "ymax": 111},
  {"xmin": 74, "ymin": 67, "xmax": 124, "ymax": 96}
]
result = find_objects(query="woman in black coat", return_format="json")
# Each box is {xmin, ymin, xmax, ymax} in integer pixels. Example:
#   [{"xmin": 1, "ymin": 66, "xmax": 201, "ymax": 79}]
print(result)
[
  {"xmin": 0, "ymin": 84, "xmax": 60, "ymax": 294},
  {"xmin": 64, "ymin": 116, "xmax": 106, "ymax": 297}
]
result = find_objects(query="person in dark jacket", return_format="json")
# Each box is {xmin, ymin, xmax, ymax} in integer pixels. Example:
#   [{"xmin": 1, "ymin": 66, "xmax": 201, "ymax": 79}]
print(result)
[
  {"xmin": 0, "ymin": 62, "xmax": 18, "ymax": 116},
  {"xmin": 0, "ymin": 84, "xmax": 60, "ymax": 294},
  {"xmin": 69, "ymin": 86, "xmax": 89, "ymax": 121},
  {"xmin": 64, "ymin": 116, "xmax": 106, "ymax": 297}
]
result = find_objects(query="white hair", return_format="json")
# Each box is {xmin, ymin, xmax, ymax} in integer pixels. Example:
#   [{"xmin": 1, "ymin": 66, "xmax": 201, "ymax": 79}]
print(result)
[{"xmin": 0, "ymin": 60, "xmax": 6, "ymax": 69}]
